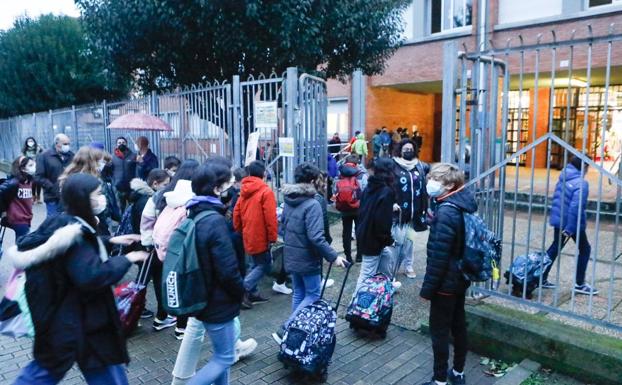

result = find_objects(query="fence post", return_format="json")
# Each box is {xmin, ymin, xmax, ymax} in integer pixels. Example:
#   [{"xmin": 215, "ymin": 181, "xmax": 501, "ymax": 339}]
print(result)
[
  {"xmin": 441, "ymin": 40, "xmax": 458, "ymax": 163},
  {"xmin": 351, "ymin": 69, "xmax": 366, "ymax": 138},
  {"xmin": 72, "ymin": 106, "xmax": 79, "ymax": 147},
  {"xmin": 150, "ymin": 90, "xmax": 161, "ymax": 160},
  {"xmin": 285, "ymin": 67, "xmax": 299, "ymax": 184},
  {"xmin": 232, "ymin": 75, "xmax": 242, "ymax": 168},
  {"xmin": 102, "ymin": 100, "xmax": 110, "ymax": 152}
]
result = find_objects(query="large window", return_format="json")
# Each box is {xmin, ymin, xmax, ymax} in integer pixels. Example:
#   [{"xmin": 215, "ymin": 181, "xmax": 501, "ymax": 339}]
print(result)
[
  {"xmin": 498, "ymin": 0, "xmax": 562, "ymax": 25},
  {"xmin": 327, "ymin": 99, "xmax": 349, "ymax": 140},
  {"xmin": 588, "ymin": 0, "xmax": 622, "ymax": 7},
  {"xmin": 430, "ymin": 0, "xmax": 472, "ymax": 34}
]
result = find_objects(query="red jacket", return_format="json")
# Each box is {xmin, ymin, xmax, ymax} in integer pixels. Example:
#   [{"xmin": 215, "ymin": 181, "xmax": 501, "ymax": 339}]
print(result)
[{"xmin": 233, "ymin": 176, "xmax": 278, "ymax": 255}]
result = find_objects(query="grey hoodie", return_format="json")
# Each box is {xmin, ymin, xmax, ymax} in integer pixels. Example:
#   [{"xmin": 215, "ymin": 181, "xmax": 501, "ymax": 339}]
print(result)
[{"xmin": 281, "ymin": 183, "xmax": 337, "ymax": 275}]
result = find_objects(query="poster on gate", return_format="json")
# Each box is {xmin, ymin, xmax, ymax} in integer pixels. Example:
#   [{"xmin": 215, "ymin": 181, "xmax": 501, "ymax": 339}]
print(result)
[
  {"xmin": 278, "ymin": 137, "xmax": 295, "ymax": 158},
  {"xmin": 254, "ymin": 101, "xmax": 278, "ymax": 130},
  {"xmin": 245, "ymin": 131, "xmax": 261, "ymax": 166}
]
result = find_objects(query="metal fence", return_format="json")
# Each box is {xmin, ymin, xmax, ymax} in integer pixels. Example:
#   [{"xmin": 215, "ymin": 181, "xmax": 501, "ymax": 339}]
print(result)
[
  {"xmin": 444, "ymin": 25, "xmax": 622, "ymax": 332},
  {"xmin": 0, "ymin": 67, "xmax": 327, "ymax": 184}
]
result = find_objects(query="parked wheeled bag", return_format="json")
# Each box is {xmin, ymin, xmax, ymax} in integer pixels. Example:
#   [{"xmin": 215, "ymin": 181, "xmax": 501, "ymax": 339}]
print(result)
[
  {"xmin": 278, "ymin": 262, "xmax": 351, "ymax": 383},
  {"xmin": 345, "ymin": 273, "xmax": 394, "ymax": 338}
]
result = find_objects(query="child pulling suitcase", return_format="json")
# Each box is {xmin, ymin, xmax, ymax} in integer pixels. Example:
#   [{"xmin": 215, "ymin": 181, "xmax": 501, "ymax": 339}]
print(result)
[{"xmin": 277, "ymin": 262, "xmax": 351, "ymax": 383}]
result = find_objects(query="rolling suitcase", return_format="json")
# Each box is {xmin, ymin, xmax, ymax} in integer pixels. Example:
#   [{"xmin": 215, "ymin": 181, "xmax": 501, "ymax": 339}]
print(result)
[{"xmin": 277, "ymin": 262, "xmax": 351, "ymax": 383}]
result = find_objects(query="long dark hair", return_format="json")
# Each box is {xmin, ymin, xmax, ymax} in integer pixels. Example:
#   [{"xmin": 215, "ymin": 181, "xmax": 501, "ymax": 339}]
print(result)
[
  {"xmin": 156, "ymin": 159, "xmax": 200, "ymax": 211},
  {"xmin": 394, "ymin": 138, "xmax": 419, "ymax": 159},
  {"xmin": 62, "ymin": 173, "xmax": 101, "ymax": 229},
  {"xmin": 11, "ymin": 156, "xmax": 32, "ymax": 183},
  {"xmin": 22, "ymin": 137, "xmax": 37, "ymax": 154}
]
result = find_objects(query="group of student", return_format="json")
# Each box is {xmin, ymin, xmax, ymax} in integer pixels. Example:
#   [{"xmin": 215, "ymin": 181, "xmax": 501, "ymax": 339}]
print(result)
[{"xmin": 0, "ymin": 129, "xmax": 598, "ymax": 385}]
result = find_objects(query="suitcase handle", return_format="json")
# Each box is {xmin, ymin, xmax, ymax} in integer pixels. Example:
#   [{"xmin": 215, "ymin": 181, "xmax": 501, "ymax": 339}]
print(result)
[
  {"xmin": 320, "ymin": 260, "xmax": 352, "ymax": 312},
  {"xmin": 136, "ymin": 251, "xmax": 155, "ymax": 286}
]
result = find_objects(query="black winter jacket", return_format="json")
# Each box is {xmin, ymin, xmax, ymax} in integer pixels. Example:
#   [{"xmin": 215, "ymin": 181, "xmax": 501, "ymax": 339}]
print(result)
[
  {"xmin": 281, "ymin": 183, "xmax": 337, "ymax": 276},
  {"xmin": 35, "ymin": 149, "xmax": 74, "ymax": 203},
  {"xmin": 313, "ymin": 193, "xmax": 332, "ymax": 245},
  {"xmin": 188, "ymin": 201, "xmax": 244, "ymax": 324},
  {"xmin": 109, "ymin": 149, "xmax": 137, "ymax": 193},
  {"xmin": 128, "ymin": 178, "xmax": 155, "ymax": 234},
  {"xmin": 356, "ymin": 176, "xmax": 395, "ymax": 256},
  {"xmin": 136, "ymin": 149, "xmax": 159, "ymax": 181},
  {"xmin": 420, "ymin": 189, "xmax": 476, "ymax": 299},
  {"xmin": 392, "ymin": 159, "xmax": 430, "ymax": 231},
  {"xmin": 5, "ymin": 214, "xmax": 132, "ymax": 377}
]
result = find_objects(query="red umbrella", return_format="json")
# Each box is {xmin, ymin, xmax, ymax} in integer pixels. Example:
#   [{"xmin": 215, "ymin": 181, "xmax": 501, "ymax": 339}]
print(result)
[{"xmin": 106, "ymin": 112, "xmax": 172, "ymax": 131}]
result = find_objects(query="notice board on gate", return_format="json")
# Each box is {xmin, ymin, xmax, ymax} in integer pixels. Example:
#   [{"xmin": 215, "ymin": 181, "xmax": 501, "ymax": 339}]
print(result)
[
  {"xmin": 254, "ymin": 101, "xmax": 278, "ymax": 130},
  {"xmin": 245, "ymin": 131, "xmax": 261, "ymax": 166}
]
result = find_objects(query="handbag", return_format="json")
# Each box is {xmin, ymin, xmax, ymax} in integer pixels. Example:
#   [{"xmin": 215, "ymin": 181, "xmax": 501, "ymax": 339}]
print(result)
[{"xmin": 114, "ymin": 251, "xmax": 154, "ymax": 337}]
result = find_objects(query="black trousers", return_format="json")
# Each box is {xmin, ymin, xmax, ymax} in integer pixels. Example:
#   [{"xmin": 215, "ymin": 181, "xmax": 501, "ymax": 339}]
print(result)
[
  {"xmin": 429, "ymin": 292, "xmax": 467, "ymax": 382},
  {"xmin": 341, "ymin": 211, "xmax": 360, "ymax": 263}
]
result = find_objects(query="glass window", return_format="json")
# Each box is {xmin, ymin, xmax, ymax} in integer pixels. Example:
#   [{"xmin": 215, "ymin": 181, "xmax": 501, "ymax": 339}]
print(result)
[
  {"xmin": 327, "ymin": 99, "xmax": 349, "ymax": 140},
  {"xmin": 430, "ymin": 0, "xmax": 472, "ymax": 34},
  {"xmin": 498, "ymin": 0, "xmax": 562, "ymax": 25},
  {"xmin": 588, "ymin": 0, "xmax": 622, "ymax": 7}
]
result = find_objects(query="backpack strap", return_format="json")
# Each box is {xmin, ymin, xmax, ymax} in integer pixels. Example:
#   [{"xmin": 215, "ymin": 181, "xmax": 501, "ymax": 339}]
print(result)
[{"xmin": 192, "ymin": 209, "xmax": 219, "ymax": 223}]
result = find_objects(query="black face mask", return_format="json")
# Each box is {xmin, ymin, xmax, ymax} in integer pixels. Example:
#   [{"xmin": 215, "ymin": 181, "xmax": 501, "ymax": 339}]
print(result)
[
  {"xmin": 402, "ymin": 150, "xmax": 415, "ymax": 161},
  {"xmin": 118, "ymin": 144, "xmax": 127, "ymax": 152},
  {"xmin": 220, "ymin": 187, "xmax": 234, "ymax": 205}
]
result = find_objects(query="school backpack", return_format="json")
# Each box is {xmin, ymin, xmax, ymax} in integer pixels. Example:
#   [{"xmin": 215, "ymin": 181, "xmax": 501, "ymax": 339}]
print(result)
[
  {"xmin": 345, "ymin": 273, "xmax": 394, "ymax": 337},
  {"xmin": 334, "ymin": 174, "xmax": 361, "ymax": 212},
  {"xmin": 505, "ymin": 251, "xmax": 553, "ymax": 299},
  {"xmin": 153, "ymin": 205, "xmax": 188, "ymax": 261},
  {"xmin": 162, "ymin": 210, "xmax": 216, "ymax": 316},
  {"xmin": 441, "ymin": 202, "xmax": 502, "ymax": 282}
]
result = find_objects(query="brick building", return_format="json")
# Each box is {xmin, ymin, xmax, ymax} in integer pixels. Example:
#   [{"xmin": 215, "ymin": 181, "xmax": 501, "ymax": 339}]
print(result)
[{"xmin": 328, "ymin": 0, "xmax": 622, "ymax": 166}]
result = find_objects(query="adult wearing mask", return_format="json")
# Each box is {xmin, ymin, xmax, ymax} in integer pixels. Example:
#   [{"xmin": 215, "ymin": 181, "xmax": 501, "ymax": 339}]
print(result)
[
  {"xmin": 35, "ymin": 133, "xmax": 73, "ymax": 217},
  {"xmin": 109, "ymin": 137, "xmax": 137, "ymax": 212},
  {"xmin": 328, "ymin": 133, "xmax": 342, "ymax": 156},
  {"xmin": 7, "ymin": 173, "xmax": 147, "ymax": 385},
  {"xmin": 22, "ymin": 137, "xmax": 43, "ymax": 203},
  {"xmin": 392, "ymin": 139, "xmax": 430, "ymax": 282},
  {"xmin": 135, "ymin": 136, "xmax": 159, "ymax": 181}
]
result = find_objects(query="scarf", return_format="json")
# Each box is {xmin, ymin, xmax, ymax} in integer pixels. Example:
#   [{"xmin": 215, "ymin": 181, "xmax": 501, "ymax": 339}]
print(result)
[
  {"xmin": 186, "ymin": 195, "xmax": 223, "ymax": 209},
  {"xmin": 114, "ymin": 148, "xmax": 125, "ymax": 160},
  {"xmin": 394, "ymin": 157, "xmax": 419, "ymax": 171}
]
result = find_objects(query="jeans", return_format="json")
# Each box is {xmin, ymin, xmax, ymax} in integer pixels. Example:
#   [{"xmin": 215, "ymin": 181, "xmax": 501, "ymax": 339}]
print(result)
[
  {"xmin": 14, "ymin": 360, "xmax": 128, "ymax": 385},
  {"xmin": 286, "ymin": 273, "xmax": 322, "ymax": 327},
  {"xmin": 244, "ymin": 252, "xmax": 272, "ymax": 294},
  {"xmin": 186, "ymin": 319, "xmax": 236, "ymax": 385},
  {"xmin": 354, "ymin": 248, "xmax": 394, "ymax": 294},
  {"xmin": 172, "ymin": 317, "xmax": 241, "ymax": 385},
  {"xmin": 545, "ymin": 228, "xmax": 592, "ymax": 285},
  {"xmin": 45, "ymin": 201, "xmax": 60, "ymax": 218},
  {"xmin": 341, "ymin": 212, "xmax": 360, "ymax": 263},
  {"xmin": 392, "ymin": 228, "xmax": 414, "ymax": 272},
  {"xmin": 10, "ymin": 224, "xmax": 30, "ymax": 241},
  {"xmin": 429, "ymin": 293, "xmax": 467, "ymax": 382}
]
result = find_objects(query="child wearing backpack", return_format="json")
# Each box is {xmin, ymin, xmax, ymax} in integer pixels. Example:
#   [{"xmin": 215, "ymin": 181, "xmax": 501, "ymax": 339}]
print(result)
[
  {"xmin": 333, "ymin": 154, "xmax": 368, "ymax": 263},
  {"xmin": 420, "ymin": 163, "xmax": 475, "ymax": 385},
  {"xmin": 0, "ymin": 156, "xmax": 36, "ymax": 240}
]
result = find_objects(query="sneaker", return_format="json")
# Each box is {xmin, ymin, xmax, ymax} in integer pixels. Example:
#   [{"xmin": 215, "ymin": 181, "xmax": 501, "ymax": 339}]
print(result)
[
  {"xmin": 249, "ymin": 292, "xmax": 269, "ymax": 304},
  {"xmin": 420, "ymin": 381, "xmax": 440, "ymax": 385},
  {"xmin": 140, "ymin": 309, "xmax": 154, "ymax": 319},
  {"xmin": 448, "ymin": 369, "xmax": 466, "ymax": 385},
  {"xmin": 575, "ymin": 283, "xmax": 599, "ymax": 295},
  {"xmin": 234, "ymin": 338, "xmax": 258, "ymax": 363},
  {"xmin": 241, "ymin": 293, "xmax": 253, "ymax": 310},
  {"xmin": 405, "ymin": 267, "xmax": 417, "ymax": 279},
  {"xmin": 153, "ymin": 316, "xmax": 177, "ymax": 331},
  {"xmin": 321, "ymin": 278, "xmax": 335, "ymax": 288},
  {"xmin": 392, "ymin": 280, "xmax": 402, "ymax": 290},
  {"xmin": 541, "ymin": 280, "xmax": 556, "ymax": 289},
  {"xmin": 272, "ymin": 281, "xmax": 293, "ymax": 295},
  {"xmin": 174, "ymin": 327, "xmax": 185, "ymax": 340},
  {"xmin": 272, "ymin": 327, "xmax": 286, "ymax": 345}
]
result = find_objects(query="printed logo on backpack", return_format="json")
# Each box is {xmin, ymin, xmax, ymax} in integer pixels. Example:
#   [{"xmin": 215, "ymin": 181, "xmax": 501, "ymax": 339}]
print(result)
[{"xmin": 346, "ymin": 274, "xmax": 394, "ymax": 325}]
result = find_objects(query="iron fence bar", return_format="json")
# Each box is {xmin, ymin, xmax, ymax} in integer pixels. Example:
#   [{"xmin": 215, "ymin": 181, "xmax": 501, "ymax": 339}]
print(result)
[
  {"xmin": 512, "ymin": 46, "xmax": 525, "ymax": 297},
  {"xmin": 457, "ymin": 52, "xmax": 468, "ymax": 172},
  {"xmin": 497, "ymin": 50, "xmax": 510, "ymax": 244}
]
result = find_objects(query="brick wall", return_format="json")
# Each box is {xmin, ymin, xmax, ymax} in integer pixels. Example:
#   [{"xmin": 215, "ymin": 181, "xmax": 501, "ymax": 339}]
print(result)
[{"xmin": 365, "ymin": 86, "xmax": 438, "ymax": 162}]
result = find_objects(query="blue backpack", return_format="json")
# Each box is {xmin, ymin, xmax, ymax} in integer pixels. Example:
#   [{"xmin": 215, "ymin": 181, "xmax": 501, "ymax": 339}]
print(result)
[
  {"xmin": 115, "ymin": 204, "xmax": 134, "ymax": 237},
  {"xmin": 441, "ymin": 202, "xmax": 502, "ymax": 282}
]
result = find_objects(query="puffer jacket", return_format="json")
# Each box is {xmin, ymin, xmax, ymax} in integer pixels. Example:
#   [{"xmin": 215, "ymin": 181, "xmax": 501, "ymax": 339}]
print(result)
[
  {"xmin": 5, "ymin": 214, "xmax": 132, "ymax": 377},
  {"xmin": 336, "ymin": 162, "xmax": 368, "ymax": 192},
  {"xmin": 549, "ymin": 164, "xmax": 589, "ymax": 235},
  {"xmin": 110, "ymin": 149, "xmax": 137, "ymax": 193},
  {"xmin": 281, "ymin": 183, "xmax": 337, "ymax": 276},
  {"xmin": 392, "ymin": 158, "xmax": 430, "ymax": 231},
  {"xmin": 188, "ymin": 201, "xmax": 244, "ymax": 324},
  {"xmin": 420, "ymin": 189, "xmax": 475, "ymax": 299},
  {"xmin": 233, "ymin": 176, "xmax": 278, "ymax": 255},
  {"xmin": 352, "ymin": 133, "xmax": 368, "ymax": 158}
]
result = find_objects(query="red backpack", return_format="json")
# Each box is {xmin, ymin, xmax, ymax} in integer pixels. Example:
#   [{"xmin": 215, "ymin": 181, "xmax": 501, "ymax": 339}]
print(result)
[{"xmin": 335, "ymin": 174, "xmax": 361, "ymax": 212}]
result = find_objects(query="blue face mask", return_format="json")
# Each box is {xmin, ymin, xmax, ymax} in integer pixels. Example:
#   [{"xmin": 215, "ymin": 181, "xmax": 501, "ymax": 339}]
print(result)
[{"xmin": 426, "ymin": 180, "xmax": 445, "ymax": 198}]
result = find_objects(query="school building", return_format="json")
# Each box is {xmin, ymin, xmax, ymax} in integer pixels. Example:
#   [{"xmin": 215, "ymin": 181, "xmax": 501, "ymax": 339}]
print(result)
[{"xmin": 327, "ymin": 0, "xmax": 622, "ymax": 167}]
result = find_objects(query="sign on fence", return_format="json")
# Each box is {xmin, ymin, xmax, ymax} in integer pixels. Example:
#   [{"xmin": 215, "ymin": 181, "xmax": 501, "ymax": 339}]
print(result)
[
  {"xmin": 254, "ymin": 101, "xmax": 278, "ymax": 130},
  {"xmin": 245, "ymin": 131, "xmax": 261, "ymax": 166},
  {"xmin": 278, "ymin": 137, "xmax": 295, "ymax": 158}
]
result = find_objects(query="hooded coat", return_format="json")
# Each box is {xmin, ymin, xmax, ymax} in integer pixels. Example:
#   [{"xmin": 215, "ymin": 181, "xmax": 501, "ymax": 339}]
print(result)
[
  {"xmin": 549, "ymin": 164, "xmax": 589, "ymax": 235},
  {"xmin": 4, "ymin": 214, "xmax": 132, "ymax": 377},
  {"xmin": 420, "ymin": 189, "xmax": 476, "ymax": 299},
  {"xmin": 352, "ymin": 133, "xmax": 368, "ymax": 158},
  {"xmin": 128, "ymin": 178, "xmax": 155, "ymax": 234},
  {"xmin": 233, "ymin": 176, "xmax": 278, "ymax": 255},
  {"xmin": 356, "ymin": 175, "xmax": 395, "ymax": 256},
  {"xmin": 281, "ymin": 183, "xmax": 337, "ymax": 275}
]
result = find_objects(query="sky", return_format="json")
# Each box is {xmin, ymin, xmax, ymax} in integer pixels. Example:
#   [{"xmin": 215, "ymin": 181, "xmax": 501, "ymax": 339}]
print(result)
[{"xmin": 0, "ymin": 0, "xmax": 80, "ymax": 31}]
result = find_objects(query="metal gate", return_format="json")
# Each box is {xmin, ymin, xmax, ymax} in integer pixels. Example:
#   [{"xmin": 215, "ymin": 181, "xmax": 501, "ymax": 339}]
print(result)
[{"xmin": 444, "ymin": 27, "xmax": 622, "ymax": 332}]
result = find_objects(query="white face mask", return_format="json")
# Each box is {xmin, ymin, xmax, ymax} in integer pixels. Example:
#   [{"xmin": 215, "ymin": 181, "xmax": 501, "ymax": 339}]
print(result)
[
  {"xmin": 134, "ymin": 143, "xmax": 140, "ymax": 152},
  {"xmin": 27, "ymin": 141, "xmax": 35, "ymax": 147},
  {"xmin": 426, "ymin": 179, "xmax": 445, "ymax": 198},
  {"xmin": 25, "ymin": 164, "xmax": 36, "ymax": 176},
  {"xmin": 61, "ymin": 144, "xmax": 70, "ymax": 154},
  {"xmin": 97, "ymin": 160, "xmax": 107, "ymax": 172},
  {"xmin": 92, "ymin": 194, "xmax": 107, "ymax": 215}
]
